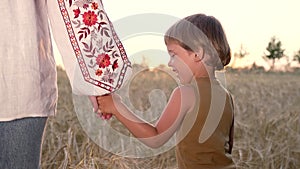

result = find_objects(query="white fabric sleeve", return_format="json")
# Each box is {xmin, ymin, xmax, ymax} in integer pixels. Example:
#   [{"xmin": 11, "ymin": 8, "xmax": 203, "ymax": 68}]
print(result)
[{"xmin": 47, "ymin": 0, "xmax": 132, "ymax": 96}]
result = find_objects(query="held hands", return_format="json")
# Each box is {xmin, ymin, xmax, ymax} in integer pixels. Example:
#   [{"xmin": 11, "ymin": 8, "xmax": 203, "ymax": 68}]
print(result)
[
  {"xmin": 97, "ymin": 93, "xmax": 122, "ymax": 119},
  {"xmin": 88, "ymin": 95, "xmax": 113, "ymax": 120}
]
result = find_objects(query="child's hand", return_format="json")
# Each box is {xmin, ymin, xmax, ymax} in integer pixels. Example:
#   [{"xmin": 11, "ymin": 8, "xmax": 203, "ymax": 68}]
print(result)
[
  {"xmin": 97, "ymin": 112, "xmax": 113, "ymax": 120},
  {"xmin": 97, "ymin": 93, "xmax": 121, "ymax": 117},
  {"xmin": 89, "ymin": 95, "xmax": 113, "ymax": 120}
]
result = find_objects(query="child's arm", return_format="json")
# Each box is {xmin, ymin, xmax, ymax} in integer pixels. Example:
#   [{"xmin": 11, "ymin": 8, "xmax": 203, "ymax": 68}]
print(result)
[{"xmin": 98, "ymin": 86, "xmax": 196, "ymax": 148}]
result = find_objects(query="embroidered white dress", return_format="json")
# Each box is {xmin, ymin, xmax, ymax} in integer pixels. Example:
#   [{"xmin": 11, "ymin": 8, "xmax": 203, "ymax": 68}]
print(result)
[{"xmin": 0, "ymin": 0, "xmax": 131, "ymax": 121}]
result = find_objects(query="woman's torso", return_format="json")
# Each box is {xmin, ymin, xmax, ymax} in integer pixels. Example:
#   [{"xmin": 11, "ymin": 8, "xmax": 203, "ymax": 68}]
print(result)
[{"xmin": 0, "ymin": 0, "xmax": 57, "ymax": 121}]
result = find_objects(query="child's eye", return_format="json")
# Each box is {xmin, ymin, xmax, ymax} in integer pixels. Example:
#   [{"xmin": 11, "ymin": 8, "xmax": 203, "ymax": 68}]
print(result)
[{"xmin": 168, "ymin": 51, "xmax": 176, "ymax": 58}]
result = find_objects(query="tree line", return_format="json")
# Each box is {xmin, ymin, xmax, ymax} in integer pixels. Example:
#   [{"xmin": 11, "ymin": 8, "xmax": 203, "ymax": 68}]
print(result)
[{"xmin": 233, "ymin": 36, "xmax": 300, "ymax": 70}]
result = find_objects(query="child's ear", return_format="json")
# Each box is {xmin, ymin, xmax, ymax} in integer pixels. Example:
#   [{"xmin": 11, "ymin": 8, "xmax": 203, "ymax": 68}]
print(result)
[{"xmin": 193, "ymin": 48, "xmax": 204, "ymax": 62}]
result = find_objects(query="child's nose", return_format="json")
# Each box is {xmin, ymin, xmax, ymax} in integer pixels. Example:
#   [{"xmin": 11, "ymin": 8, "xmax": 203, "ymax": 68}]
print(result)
[{"xmin": 168, "ymin": 61, "xmax": 171, "ymax": 67}]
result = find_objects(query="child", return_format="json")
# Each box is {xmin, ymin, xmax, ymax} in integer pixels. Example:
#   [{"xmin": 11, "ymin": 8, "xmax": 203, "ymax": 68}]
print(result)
[{"xmin": 97, "ymin": 13, "xmax": 235, "ymax": 169}]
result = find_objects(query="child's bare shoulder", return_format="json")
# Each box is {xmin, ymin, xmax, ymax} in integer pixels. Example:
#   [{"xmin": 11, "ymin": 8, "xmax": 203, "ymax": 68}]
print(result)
[
  {"xmin": 174, "ymin": 84, "xmax": 195, "ymax": 93},
  {"xmin": 172, "ymin": 85, "xmax": 197, "ymax": 101}
]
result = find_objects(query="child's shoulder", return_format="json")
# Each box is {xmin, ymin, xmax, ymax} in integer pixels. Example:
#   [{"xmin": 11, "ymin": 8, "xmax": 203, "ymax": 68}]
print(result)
[
  {"xmin": 171, "ymin": 85, "xmax": 197, "ymax": 113},
  {"xmin": 172, "ymin": 85, "xmax": 197, "ymax": 100},
  {"xmin": 175, "ymin": 84, "xmax": 196, "ymax": 93}
]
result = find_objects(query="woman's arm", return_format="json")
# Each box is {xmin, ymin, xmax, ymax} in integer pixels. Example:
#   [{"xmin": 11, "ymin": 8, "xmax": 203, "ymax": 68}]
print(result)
[{"xmin": 98, "ymin": 86, "xmax": 196, "ymax": 148}]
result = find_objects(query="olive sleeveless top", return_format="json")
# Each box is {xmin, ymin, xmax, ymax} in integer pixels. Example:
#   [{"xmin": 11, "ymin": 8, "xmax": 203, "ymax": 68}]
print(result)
[{"xmin": 176, "ymin": 77, "xmax": 235, "ymax": 169}]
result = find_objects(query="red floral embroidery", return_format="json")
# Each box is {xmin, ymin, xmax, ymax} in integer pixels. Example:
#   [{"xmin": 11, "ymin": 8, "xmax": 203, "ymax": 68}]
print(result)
[
  {"xmin": 83, "ymin": 4, "xmax": 89, "ymax": 9},
  {"xmin": 73, "ymin": 8, "xmax": 80, "ymax": 18},
  {"xmin": 91, "ymin": 2, "xmax": 98, "ymax": 10},
  {"xmin": 62, "ymin": 0, "xmax": 131, "ymax": 87},
  {"xmin": 96, "ymin": 53, "xmax": 111, "ymax": 68},
  {"xmin": 82, "ymin": 11, "xmax": 98, "ymax": 26},
  {"xmin": 112, "ymin": 59, "xmax": 118, "ymax": 71},
  {"xmin": 108, "ymin": 78, "xmax": 114, "ymax": 84},
  {"xmin": 95, "ymin": 69, "xmax": 103, "ymax": 76},
  {"xmin": 102, "ymin": 69, "xmax": 116, "ymax": 84}
]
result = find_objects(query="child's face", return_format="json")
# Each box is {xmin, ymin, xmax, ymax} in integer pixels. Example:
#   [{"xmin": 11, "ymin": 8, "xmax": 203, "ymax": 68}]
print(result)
[{"xmin": 166, "ymin": 42, "xmax": 195, "ymax": 84}]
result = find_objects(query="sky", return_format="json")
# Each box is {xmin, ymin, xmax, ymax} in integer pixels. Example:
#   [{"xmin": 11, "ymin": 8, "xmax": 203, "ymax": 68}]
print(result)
[{"xmin": 53, "ymin": 0, "xmax": 300, "ymax": 69}]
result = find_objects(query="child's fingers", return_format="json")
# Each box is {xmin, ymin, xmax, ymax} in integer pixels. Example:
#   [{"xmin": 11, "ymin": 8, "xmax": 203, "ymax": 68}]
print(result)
[
  {"xmin": 96, "ymin": 112, "xmax": 113, "ymax": 120},
  {"xmin": 105, "ymin": 114, "xmax": 113, "ymax": 120}
]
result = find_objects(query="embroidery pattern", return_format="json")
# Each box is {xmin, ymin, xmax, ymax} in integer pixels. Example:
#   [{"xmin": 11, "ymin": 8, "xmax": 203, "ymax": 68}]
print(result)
[{"xmin": 57, "ymin": 0, "xmax": 131, "ymax": 92}]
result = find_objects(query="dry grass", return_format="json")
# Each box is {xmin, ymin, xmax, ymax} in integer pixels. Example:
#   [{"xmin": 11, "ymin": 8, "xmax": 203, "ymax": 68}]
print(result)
[
  {"xmin": 41, "ymin": 66, "xmax": 300, "ymax": 169},
  {"xmin": 226, "ymin": 71, "xmax": 300, "ymax": 168}
]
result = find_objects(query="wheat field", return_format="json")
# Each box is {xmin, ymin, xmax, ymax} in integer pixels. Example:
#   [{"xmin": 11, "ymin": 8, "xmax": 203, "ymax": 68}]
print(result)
[{"xmin": 41, "ymin": 66, "xmax": 300, "ymax": 169}]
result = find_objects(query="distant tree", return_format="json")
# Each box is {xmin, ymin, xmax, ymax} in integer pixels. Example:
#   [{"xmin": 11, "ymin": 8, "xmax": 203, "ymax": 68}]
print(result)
[
  {"xmin": 263, "ymin": 36, "xmax": 285, "ymax": 69},
  {"xmin": 234, "ymin": 44, "xmax": 249, "ymax": 59},
  {"xmin": 232, "ymin": 44, "xmax": 249, "ymax": 68},
  {"xmin": 293, "ymin": 49, "xmax": 300, "ymax": 64}
]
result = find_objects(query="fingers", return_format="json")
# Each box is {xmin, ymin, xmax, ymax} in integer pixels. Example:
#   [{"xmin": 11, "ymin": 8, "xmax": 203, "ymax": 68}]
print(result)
[
  {"xmin": 97, "ymin": 94, "xmax": 112, "ymax": 112},
  {"xmin": 96, "ymin": 94, "xmax": 113, "ymax": 120},
  {"xmin": 97, "ymin": 112, "xmax": 113, "ymax": 120},
  {"xmin": 97, "ymin": 94, "xmax": 111, "ymax": 103},
  {"xmin": 88, "ymin": 96, "xmax": 99, "ymax": 113},
  {"xmin": 103, "ymin": 113, "xmax": 113, "ymax": 120},
  {"xmin": 96, "ymin": 109, "xmax": 113, "ymax": 120},
  {"xmin": 88, "ymin": 95, "xmax": 113, "ymax": 120}
]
